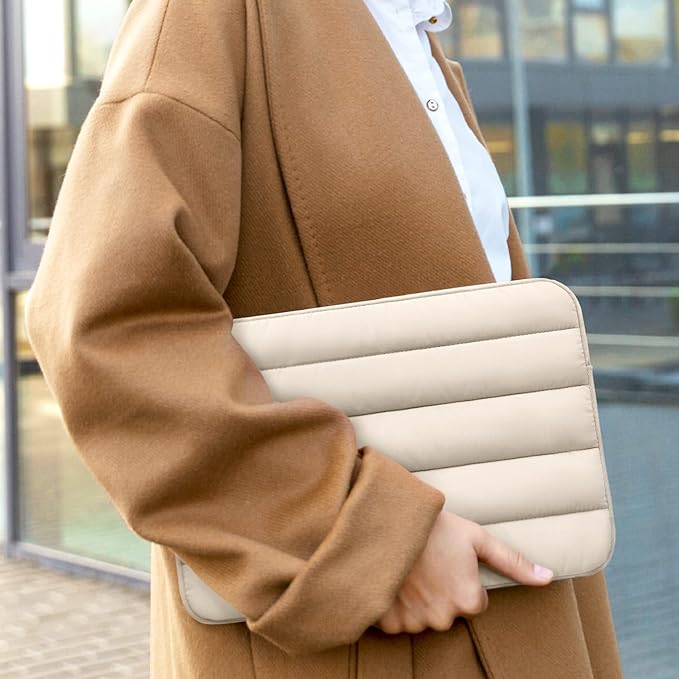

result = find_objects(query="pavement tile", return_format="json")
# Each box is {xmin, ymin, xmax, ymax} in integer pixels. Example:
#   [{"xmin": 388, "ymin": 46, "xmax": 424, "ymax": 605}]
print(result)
[{"xmin": 1, "ymin": 551, "xmax": 149, "ymax": 679}]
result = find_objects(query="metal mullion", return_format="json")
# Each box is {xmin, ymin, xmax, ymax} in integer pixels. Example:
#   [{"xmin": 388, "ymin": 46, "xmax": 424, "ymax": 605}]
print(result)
[
  {"xmin": 0, "ymin": 0, "xmax": 9, "ymax": 553},
  {"xmin": 0, "ymin": 0, "xmax": 22, "ymax": 554},
  {"xmin": 5, "ymin": 0, "xmax": 41, "ymax": 274},
  {"xmin": 566, "ymin": 0, "xmax": 576, "ymax": 62},
  {"xmin": 669, "ymin": 0, "xmax": 678, "ymax": 64},
  {"xmin": 603, "ymin": 0, "xmax": 613, "ymax": 64},
  {"xmin": 4, "ymin": 0, "xmax": 31, "ymax": 273}
]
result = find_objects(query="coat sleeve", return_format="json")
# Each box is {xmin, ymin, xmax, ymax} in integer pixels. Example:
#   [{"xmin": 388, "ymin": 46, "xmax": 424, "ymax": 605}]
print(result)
[{"xmin": 23, "ymin": 0, "xmax": 445, "ymax": 656}]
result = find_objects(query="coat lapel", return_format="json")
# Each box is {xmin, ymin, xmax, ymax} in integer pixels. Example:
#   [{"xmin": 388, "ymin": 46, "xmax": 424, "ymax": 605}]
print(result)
[{"xmin": 256, "ymin": 0, "xmax": 498, "ymax": 306}]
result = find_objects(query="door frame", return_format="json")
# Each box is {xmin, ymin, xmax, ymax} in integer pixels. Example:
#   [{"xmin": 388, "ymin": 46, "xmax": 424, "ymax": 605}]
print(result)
[{"xmin": 0, "ymin": 0, "xmax": 148, "ymax": 588}]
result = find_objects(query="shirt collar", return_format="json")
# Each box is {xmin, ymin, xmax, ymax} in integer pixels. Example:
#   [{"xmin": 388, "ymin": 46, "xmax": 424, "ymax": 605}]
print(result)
[
  {"xmin": 365, "ymin": 0, "xmax": 453, "ymax": 32},
  {"xmin": 411, "ymin": 0, "xmax": 453, "ymax": 32}
]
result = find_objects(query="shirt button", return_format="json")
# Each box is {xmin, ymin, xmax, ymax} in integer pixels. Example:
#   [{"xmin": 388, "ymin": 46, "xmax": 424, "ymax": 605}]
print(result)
[
  {"xmin": 426, "ymin": 98, "xmax": 439, "ymax": 111},
  {"xmin": 428, "ymin": 15, "xmax": 438, "ymax": 24}
]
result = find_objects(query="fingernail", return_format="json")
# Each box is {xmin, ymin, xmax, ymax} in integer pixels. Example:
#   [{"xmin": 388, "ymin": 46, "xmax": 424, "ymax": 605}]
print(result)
[{"xmin": 533, "ymin": 564, "xmax": 553, "ymax": 581}]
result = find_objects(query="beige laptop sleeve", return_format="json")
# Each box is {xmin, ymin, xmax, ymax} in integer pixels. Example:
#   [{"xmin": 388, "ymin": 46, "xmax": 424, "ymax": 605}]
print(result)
[{"xmin": 173, "ymin": 277, "xmax": 616, "ymax": 624}]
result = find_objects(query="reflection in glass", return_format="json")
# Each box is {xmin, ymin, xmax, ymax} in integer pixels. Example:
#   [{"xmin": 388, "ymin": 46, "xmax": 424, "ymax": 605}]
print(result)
[
  {"xmin": 573, "ymin": 0, "xmax": 605, "ymax": 8},
  {"xmin": 573, "ymin": 12, "xmax": 609, "ymax": 63},
  {"xmin": 74, "ymin": 1, "xmax": 128, "ymax": 79},
  {"xmin": 627, "ymin": 119, "xmax": 657, "ymax": 192},
  {"xmin": 519, "ymin": 0, "xmax": 567, "ymax": 61},
  {"xmin": 22, "ymin": 0, "xmax": 131, "ymax": 239},
  {"xmin": 659, "ymin": 109, "xmax": 679, "ymax": 191},
  {"xmin": 480, "ymin": 122, "xmax": 516, "ymax": 194},
  {"xmin": 16, "ymin": 292, "xmax": 150, "ymax": 570},
  {"xmin": 546, "ymin": 120, "xmax": 588, "ymax": 194},
  {"xmin": 459, "ymin": 1, "xmax": 504, "ymax": 59},
  {"xmin": 612, "ymin": 0, "xmax": 669, "ymax": 63},
  {"xmin": 590, "ymin": 119, "xmax": 625, "ymax": 226}
]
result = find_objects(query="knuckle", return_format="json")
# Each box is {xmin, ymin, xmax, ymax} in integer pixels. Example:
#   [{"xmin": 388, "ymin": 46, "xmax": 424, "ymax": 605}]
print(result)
[
  {"xmin": 405, "ymin": 620, "xmax": 427, "ymax": 634},
  {"xmin": 377, "ymin": 612, "xmax": 402, "ymax": 635},
  {"xmin": 402, "ymin": 610, "xmax": 427, "ymax": 635},
  {"xmin": 459, "ymin": 590, "xmax": 486, "ymax": 616},
  {"xmin": 380, "ymin": 619, "xmax": 402, "ymax": 635},
  {"xmin": 428, "ymin": 607, "xmax": 456, "ymax": 632},
  {"xmin": 469, "ymin": 591, "xmax": 488, "ymax": 615}
]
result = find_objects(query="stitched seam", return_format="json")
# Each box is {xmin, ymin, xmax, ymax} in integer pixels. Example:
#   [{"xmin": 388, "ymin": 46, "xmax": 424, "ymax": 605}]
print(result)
[
  {"xmin": 414, "ymin": 446, "xmax": 602, "ymax": 475},
  {"xmin": 466, "ymin": 620, "xmax": 496, "ymax": 679},
  {"xmin": 344, "ymin": 381, "xmax": 592, "ymax": 419},
  {"xmin": 247, "ymin": 627, "xmax": 257, "ymax": 678},
  {"xmin": 480, "ymin": 506, "xmax": 609, "ymax": 528},
  {"xmin": 142, "ymin": 0, "xmax": 170, "ymax": 91},
  {"xmin": 347, "ymin": 382, "xmax": 590, "ymax": 419},
  {"xmin": 258, "ymin": 325, "xmax": 580, "ymax": 372},
  {"xmin": 96, "ymin": 90, "xmax": 241, "ymax": 142},
  {"xmin": 253, "ymin": 0, "xmax": 319, "ymax": 306},
  {"xmin": 257, "ymin": 0, "xmax": 331, "ymax": 303},
  {"xmin": 348, "ymin": 641, "xmax": 357, "ymax": 679}
]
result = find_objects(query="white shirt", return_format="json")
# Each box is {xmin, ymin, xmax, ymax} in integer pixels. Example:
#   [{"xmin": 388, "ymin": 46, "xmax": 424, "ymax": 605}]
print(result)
[{"xmin": 362, "ymin": 0, "xmax": 512, "ymax": 282}]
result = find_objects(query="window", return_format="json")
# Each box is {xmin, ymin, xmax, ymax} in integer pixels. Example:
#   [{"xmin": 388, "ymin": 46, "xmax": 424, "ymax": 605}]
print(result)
[
  {"xmin": 573, "ymin": 0, "xmax": 605, "ymax": 8},
  {"xmin": 612, "ymin": 0, "xmax": 669, "ymax": 64},
  {"xmin": 573, "ymin": 11, "xmax": 609, "ymax": 63},
  {"xmin": 627, "ymin": 118, "xmax": 657, "ymax": 192},
  {"xmin": 546, "ymin": 119, "xmax": 588, "ymax": 193},
  {"xmin": 459, "ymin": 1, "xmax": 504, "ymax": 59},
  {"xmin": 74, "ymin": 0, "xmax": 130, "ymax": 79},
  {"xmin": 479, "ymin": 121, "xmax": 517, "ymax": 194},
  {"xmin": 17, "ymin": 0, "xmax": 148, "ymax": 570},
  {"xmin": 659, "ymin": 108, "xmax": 679, "ymax": 190},
  {"xmin": 520, "ymin": 0, "xmax": 567, "ymax": 61},
  {"xmin": 22, "ymin": 0, "xmax": 131, "ymax": 239}
]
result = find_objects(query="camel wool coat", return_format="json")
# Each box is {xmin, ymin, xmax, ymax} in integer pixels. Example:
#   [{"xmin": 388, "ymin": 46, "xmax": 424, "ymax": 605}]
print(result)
[{"xmin": 24, "ymin": 0, "xmax": 624, "ymax": 676}]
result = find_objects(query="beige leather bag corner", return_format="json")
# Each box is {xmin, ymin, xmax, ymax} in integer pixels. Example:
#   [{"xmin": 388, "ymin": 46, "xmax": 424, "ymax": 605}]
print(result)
[{"xmin": 174, "ymin": 277, "xmax": 616, "ymax": 625}]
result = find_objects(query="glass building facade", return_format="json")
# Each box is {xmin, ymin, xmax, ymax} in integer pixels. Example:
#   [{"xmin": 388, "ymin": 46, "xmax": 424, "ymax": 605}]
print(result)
[{"xmin": 1, "ymin": 2, "xmax": 678, "ymax": 675}]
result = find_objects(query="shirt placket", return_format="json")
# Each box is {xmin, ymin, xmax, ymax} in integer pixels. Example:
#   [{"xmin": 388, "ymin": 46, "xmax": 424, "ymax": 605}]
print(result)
[
  {"xmin": 390, "ymin": 1, "xmax": 474, "ymax": 212},
  {"xmin": 395, "ymin": 2, "xmax": 473, "ymax": 211},
  {"xmin": 416, "ymin": 30, "xmax": 473, "ymax": 210}
]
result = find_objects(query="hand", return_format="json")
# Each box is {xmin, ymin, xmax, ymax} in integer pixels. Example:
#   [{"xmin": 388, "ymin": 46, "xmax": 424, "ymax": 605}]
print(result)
[{"xmin": 375, "ymin": 510, "xmax": 554, "ymax": 635}]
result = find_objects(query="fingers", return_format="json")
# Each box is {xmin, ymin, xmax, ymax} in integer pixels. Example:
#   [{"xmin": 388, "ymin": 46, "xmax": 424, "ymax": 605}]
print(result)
[
  {"xmin": 376, "ymin": 605, "xmax": 403, "ymax": 635},
  {"xmin": 377, "ymin": 599, "xmax": 430, "ymax": 635},
  {"xmin": 376, "ymin": 515, "xmax": 553, "ymax": 638},
  {"xmin": 472, "ymin": 528, "xmax": 554, "ymax": 586},
  {"xmin": 457, "ymin": 585, "xmax": 489, "ymax": 619},
  {"xmin": 378, "ymin": 584, "xmax": 488, "ymax": 635}
]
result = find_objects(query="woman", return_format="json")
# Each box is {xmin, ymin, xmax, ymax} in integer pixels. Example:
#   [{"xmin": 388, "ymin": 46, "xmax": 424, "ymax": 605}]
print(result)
[{"xmin": 24, "ymin": 0, "xmax": 623, "ymax": 676}]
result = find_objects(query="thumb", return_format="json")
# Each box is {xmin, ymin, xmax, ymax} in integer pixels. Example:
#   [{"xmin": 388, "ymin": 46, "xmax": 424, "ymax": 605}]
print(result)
[{"xmin": 473, "ymin": 529, "xmax": 554, "ymax": 586}]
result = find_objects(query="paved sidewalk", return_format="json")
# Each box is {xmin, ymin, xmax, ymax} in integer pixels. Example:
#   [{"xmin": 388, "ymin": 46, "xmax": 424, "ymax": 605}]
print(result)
[{"xmin": 0, "ymin": 551, "xmax": 150, "ymax": 678}]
